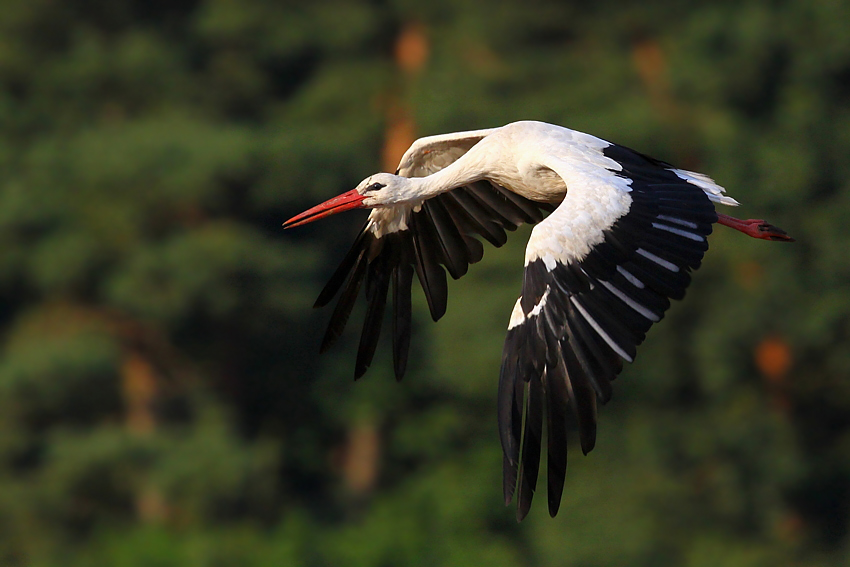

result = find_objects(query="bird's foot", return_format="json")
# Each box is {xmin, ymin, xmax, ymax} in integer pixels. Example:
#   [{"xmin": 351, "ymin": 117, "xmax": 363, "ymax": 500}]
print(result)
[{"xmin": 717, "ymin": 214, "xmax": 795, "ymax": 242}]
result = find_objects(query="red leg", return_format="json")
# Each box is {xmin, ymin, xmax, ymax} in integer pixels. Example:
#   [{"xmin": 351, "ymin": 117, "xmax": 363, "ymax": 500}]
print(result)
[{"xmin": 717, "ymin": 214, "xmax": 794, "ymax": 242}]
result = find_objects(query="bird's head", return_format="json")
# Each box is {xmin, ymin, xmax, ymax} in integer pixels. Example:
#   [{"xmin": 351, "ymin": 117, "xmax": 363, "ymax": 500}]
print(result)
[{"xmin": 283, "ymin": 173, "xmax": 411, "ymax": 229}]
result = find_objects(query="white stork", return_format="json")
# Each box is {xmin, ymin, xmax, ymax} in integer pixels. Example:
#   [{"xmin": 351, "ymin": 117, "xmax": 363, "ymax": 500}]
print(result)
[{"xmin": 283, "ymin": 120, "xmax": 792, "ymax": 520}]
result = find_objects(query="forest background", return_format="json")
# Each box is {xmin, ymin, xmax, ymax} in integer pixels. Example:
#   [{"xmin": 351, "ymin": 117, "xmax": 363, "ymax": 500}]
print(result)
[{"xmin": 1, "ymin": 0, "xmax": 849, "ymax": 565}]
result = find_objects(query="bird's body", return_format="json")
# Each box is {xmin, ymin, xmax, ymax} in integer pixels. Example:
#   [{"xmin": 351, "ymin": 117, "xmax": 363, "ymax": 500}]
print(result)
[{"xmin": 284, "ymin": 120, "xmax": 792, "ymax": 520}]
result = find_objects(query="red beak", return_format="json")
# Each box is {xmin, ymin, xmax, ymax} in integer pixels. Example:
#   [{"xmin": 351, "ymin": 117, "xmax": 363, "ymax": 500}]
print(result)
[{"xmin": 283, "ymin": 189, "xmax": 368, "ymax": 229}]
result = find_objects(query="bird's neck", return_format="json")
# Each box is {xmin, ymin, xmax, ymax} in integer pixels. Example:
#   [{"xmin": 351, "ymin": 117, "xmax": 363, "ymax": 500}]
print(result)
[{"xmin": 404, "ymin": 152, "xmax": 488, "ymax": 202}]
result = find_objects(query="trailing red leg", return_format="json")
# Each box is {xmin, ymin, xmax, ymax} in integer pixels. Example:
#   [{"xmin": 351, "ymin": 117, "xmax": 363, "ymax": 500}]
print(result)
[{"xmin": 717, "ymin": 214, "xmax": 794, "ymax": 242}]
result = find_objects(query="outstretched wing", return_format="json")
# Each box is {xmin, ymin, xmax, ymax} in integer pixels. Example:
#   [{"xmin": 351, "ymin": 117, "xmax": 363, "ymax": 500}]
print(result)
[
  {"xmin": 498, "ymin": 144, "xmax": 719, "ymax": 520},
  {"xmin": 315, "ymin": 130, "xmax": 554, "ymax": 379},
  {"xmin": 394, "ymin": 127, "xmax": 498, "ymax": 177}
]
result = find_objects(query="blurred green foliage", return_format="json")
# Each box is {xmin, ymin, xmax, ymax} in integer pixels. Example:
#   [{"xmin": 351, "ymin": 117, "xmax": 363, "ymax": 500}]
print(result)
[{"xmin": 0, "ymin": 0, "xmax": 848, "ymax": 565}]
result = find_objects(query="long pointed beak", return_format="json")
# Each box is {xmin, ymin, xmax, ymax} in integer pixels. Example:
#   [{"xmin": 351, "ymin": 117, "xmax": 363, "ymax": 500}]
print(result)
[{"xmin": 283, "ymin": 189, "xmax": 368, "ymax": 229}]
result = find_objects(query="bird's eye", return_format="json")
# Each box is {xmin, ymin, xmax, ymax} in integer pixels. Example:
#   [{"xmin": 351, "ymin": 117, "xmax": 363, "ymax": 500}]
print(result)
[{"xmin": 366, "ymin": 182, "xmax": 386, "ymax": 192}]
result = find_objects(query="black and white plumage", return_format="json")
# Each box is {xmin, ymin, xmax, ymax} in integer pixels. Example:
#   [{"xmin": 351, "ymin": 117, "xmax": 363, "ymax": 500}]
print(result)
[{"xmin": 284, "ymin": 121, "xmax": 792, "ymax": 520}]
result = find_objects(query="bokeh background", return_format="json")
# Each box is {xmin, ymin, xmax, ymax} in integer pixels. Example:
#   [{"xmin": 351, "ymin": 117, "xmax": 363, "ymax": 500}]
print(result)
[{"xmin": 0, "ymin": 0, "xmax": 848, "ymax": 565}]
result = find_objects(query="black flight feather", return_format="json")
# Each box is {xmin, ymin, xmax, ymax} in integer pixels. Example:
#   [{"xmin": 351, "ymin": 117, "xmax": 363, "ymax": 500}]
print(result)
[
  {"xmin": 391, "ymin": 237, "xmax": 414, "ymax": 381},
  {"xmin": 517, "ymin": 373, "xmax": 543, "ymax": 522},
  {"xmin": 314, "ymin": 227, "xmax": 370, "ymax": 308},
  {"xmin": 355, "ymin": 255, "xmax": 391, "ymax": 379},
  {"xmin": 491, "ymin": 182, "xmax": 552, "ymax": 224},
  {"xmin": 543, "ymin": 332, "xmax": 569, "ymax": 517},
  {"xmin": 562, "ymin": 343, "xmax": 598, "ymax": 455},
  {"xmin": 466, "ymin": 181, "xmax": 525, "ymax": 229},
  {"xmin": 447, "ymin": 188, "xmax": 510, "ymax": 246},
  {"xmin": 423, "ymin": 198, "xmax": 470, "ymax": 279},
  {"xmin": 320, "ymin": 246, "xmax": 369, "ymax": 353},
  {"xmin": 410, "ymin": 213, "xmax": 449, "ymax": 321}
]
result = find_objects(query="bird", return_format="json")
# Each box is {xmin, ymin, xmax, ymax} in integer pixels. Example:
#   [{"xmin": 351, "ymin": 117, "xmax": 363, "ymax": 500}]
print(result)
[{"xmin": 283, "ymin": 120, "xmax": 793, "ymax": 521}]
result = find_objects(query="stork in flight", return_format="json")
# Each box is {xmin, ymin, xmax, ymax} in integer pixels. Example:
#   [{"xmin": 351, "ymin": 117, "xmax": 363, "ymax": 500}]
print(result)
[{"xmin": 283, "ymin": 120, "xmax": 792, "ymax": 521}]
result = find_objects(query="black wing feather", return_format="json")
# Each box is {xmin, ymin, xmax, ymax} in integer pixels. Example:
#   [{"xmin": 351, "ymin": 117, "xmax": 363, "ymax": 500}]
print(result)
[
  {"xmin": 446, "ymin": 188, "xmax": 510, "ymax": 246},
  {"xmin": 498, "ymin": 143, "xmax": 719, "ymax": 518},
  {"xmin": 314, "ymin": 228, "xmax": 369, "ymax": 309},
  {"xmin": 466, "ymin": 181, "xmax": 525, "ymax": 229},
  {"xmin": 562, "ymin": 344, "xmax": 598, "ymax": 455},
  {"xmin": 498, "ymin": 328, "xmax": 522, "ymax": 504},
  {"xmin": 355, "ymin": 252, "xmax": 391, "ymax": 379},
  {"xmin": 315, "ymin": 184, "xmax": 552, "ymax": 380},
  {"xmin": 493, "ymin": 183, "xmax": 555, "ymax": 223},
  {"xmin": 320, "ymin": 247, "xmax": 369, "ymax": 353},
  {"xmin": 543, "ymin": 332, "xmax": 569, "ymax": 518},
  {"xmin": 391, "ymin": 237, "xmax": 414, "ymax": 380},
  {"xmin": 410, "ymin": 212, "xmax": 449, "ymax": 321},
  {"xmin": 436, "ymin": 193, "xmax": 488, "ymax": 262},
  {"xmin": 516, "ymin": 366, "xmax": 544, "ymax": 522},
  {"xmin": 423, "ymin": 198, "xmax": 470, "ymax": 280}
]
